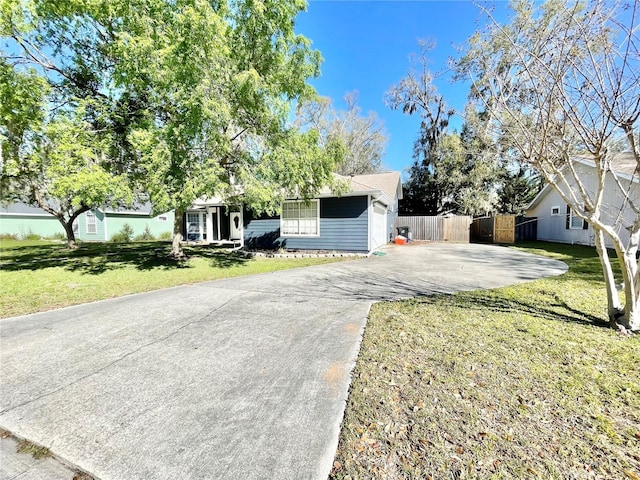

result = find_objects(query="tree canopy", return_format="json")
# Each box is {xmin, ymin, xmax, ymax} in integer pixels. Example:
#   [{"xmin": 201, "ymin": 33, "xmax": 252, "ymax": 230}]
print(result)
[
  {"xmin": 1, "ymin": 0, "xmax": 339, "ymax": 253},
  {"xmin": 295, "ymin": 91, "xmax": 387, "ymax": 176},
  {"xmin": 386, "ymin": 42, "xmax": 505, "ymax": 216}
]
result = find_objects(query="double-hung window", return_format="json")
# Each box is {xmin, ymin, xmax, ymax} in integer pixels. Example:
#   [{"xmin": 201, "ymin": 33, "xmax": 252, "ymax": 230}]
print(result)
[
  {"xmin": 281, "ymin": 200, "xmax": 319, "ymax": 236},
  {"xmin": 86, "ymin": 212, "xmax": 97, "ymax": 234}
]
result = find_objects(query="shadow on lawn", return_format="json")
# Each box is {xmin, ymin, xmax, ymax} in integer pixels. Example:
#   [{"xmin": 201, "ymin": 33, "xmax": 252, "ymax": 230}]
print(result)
[
  {"xmin": 410, "ymin": 292, "xmax": 610, "ymax": 330},
  {"xmin": 0, "ymin": 241, "xmax": 252, "ymax": 275},
  {"xmin": 473, "ymin": 294, "xmax": 607, "ymax": 327}
]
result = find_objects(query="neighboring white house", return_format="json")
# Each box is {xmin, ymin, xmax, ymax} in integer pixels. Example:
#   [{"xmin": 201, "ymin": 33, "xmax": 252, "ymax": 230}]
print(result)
[{"xmin": 527, "ymin": 152, "xmax": 639, "ymax": 248}]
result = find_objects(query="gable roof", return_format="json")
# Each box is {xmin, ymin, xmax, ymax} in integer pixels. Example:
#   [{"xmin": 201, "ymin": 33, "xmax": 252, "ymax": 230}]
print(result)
[
  {"xmin": 319, "ymin": 171, "xmax": 403, "ymax": 205},
  {"xmin": 0, "ymin": 202, "xmax": 53, "ymax": 216},
  {"xmin": 348, "ymin": 172, "xmax": 404, "ymax": 202},
  {"xmin": 192, "ymin": 171, "xmax": 404, "ymax": 208},
  {"xmin": 609, "ymin": 151, "xmax": 638, "ymax": 177},
  {"xmin": 569, "ymin": 151, "xmax": 638, "ymax": 178},
  {"xmin": 527, "ymin": 152, "xmax": 639, "ymax": 210}
]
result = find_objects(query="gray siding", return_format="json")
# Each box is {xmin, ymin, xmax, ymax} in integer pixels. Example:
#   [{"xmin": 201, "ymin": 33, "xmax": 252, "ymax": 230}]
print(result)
[{"xmin": 244, "ymin": 196, "xmax": 369, "ymax": 252}]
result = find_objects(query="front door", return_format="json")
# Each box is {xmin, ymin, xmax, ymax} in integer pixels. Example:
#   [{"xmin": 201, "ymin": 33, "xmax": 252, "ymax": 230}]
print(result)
[{"xmin": 229, "ymin": 211, "xmax": 242, "ymax": 240}]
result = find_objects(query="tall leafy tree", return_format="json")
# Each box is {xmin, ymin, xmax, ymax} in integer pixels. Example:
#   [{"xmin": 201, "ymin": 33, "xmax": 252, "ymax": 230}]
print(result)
[
  {"xmin": 387, "ymin": 42, "xmax": 500, "ymax": 215},
  {"xmin": 0, "ymin": 57, "xmax": 134, "ymax": 248},
  {"xmin": 295, "ymin": 91, "xmax": 387, "ymax": 176},
  {"xmin": 496, "ymin": 166, "xmax": 541, "ymax": 215},
  {"xmin": 458, "ymin": 0, "xmax": 640, "ymax": 330},
  {"xmin": 386, "ymin": 41, "xmax": 454, "ymax": 215},
  {"xmin": 460, "ymin": 105, "xmax": 540, "ymax": 215},
  {"xmin": 1, "ymin": 0, "xmax": 338, "ymax": 255}
]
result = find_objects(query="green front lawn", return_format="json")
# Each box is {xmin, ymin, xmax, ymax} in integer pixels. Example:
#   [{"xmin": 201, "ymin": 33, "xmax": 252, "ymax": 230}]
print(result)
[
  {"xmin": 331, "ymin": 242, "xmax": 640, "ymax": 479},
  {"xmin": 0, "ymin": 240, "xmax": 345, "ymax": 318}
]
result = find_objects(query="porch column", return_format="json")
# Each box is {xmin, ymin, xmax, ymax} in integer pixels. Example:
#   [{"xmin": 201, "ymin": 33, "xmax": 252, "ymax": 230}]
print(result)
[{"xmin": 206, "ymin": 207, "xmax": 214, "ymax": 242}]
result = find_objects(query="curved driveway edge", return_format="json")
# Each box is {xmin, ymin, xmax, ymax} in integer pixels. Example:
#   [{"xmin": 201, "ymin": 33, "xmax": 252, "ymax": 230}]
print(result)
[{"xmin": 0, "ymin": 243, "xmax": 567, "ymax": 480}]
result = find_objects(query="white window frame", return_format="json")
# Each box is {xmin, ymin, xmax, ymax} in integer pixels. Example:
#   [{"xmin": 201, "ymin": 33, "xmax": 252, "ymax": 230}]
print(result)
[
  {"xmin": 86, "ymin": 211, "xmax": 97, "ymax": 234},
  {"xmin": 280, "ymin": 199, "xmax": 320, "ymax": 237},
  {"xmin": 550, "ymin": 206, "xmax": 560, "ymax": 216},
  {"xmin": 157, "ymin": 215, "xmax": 168, "ymax": 222},
  {"xmin": 569, "ymin": 209, "xmax": 584, "ymax": 229},
  {"xmin": 186, "ymin": 212, "xmax": 207, "ymax": 241}
]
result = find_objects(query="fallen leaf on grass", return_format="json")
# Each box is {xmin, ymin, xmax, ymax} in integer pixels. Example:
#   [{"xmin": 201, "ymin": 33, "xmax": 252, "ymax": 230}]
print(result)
[{"xmin": 624, "ymin": 470, "xmax": 640, "ymax": 480}]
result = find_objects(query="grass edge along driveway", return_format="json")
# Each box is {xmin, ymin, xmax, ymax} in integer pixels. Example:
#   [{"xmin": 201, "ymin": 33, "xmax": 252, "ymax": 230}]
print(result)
[
  {"xmin": 0, "ymin": 240, "xmax": 347, "ymax": 318},
  {"xmin": 330, "ymin": 241, "xmax": 640, "ymax": 480}
]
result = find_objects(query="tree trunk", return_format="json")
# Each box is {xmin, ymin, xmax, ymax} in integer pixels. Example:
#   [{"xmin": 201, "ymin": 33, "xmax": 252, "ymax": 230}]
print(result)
[
  {"xmin": 59, "ymin": 218, "xmax": 78, "ymax": 249},
  {"xmin": 170, "ymin": 209, "xmax": 185, "ymax": 259},
  {"xmin": 621, "ymin": 225, "xmax": 640, "ymax": 331},
  {"xmin": 594, "ymin": 228, "xmax": 623, "ymax": 325}
]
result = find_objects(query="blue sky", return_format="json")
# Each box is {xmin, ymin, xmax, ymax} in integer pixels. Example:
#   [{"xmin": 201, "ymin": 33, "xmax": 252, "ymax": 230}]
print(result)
[{"xmin": 295, "ymin": 0, "xmax": 510, "ymax": 176}]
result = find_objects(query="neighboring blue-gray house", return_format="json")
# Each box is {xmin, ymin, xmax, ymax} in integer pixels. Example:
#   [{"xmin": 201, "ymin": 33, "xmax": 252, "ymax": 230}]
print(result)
[
  {"xmin": 0, "ymin": 202, "xmax": 174, "ymax": 241},
  {"xmin": 183, "ymin": 172, "xmax": 403, "ymax": 253}
]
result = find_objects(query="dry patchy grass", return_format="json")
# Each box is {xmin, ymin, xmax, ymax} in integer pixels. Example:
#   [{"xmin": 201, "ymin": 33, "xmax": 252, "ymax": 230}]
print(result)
[{"xmin": 331, "ymin": 242, "xmax": 640, "ymax": 480}]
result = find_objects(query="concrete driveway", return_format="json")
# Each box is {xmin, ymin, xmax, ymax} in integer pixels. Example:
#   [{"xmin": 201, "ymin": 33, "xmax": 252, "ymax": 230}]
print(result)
[{"xmin": 0, "ymin": 243, "xmax": 566, "ymax": 480}]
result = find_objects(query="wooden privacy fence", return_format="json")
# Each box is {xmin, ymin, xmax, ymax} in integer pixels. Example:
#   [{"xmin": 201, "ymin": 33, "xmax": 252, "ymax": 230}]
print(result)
[
  {"xmin": 394, "ymin": 215, "xmax": 472, "ymax": 243},
  {"xmin": 471, "ymin": 215, "xmax": 538, "ymax": 243},
  {"xmin": 494, "ymin": 215, "xmax": 515, "ymax": 243}
]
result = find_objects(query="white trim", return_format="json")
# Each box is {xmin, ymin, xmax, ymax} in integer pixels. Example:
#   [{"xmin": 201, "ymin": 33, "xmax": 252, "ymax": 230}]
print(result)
[
  {"xmin": 205, "ymin": 207, "xmax": 214, "ymax": 241},
  {"xmin": 550, "ymin": 206, "xmax": 561, "ymax": 216},
  {"xmin": 186, "ymin": 211, "xmax": 207, "ymax": 241},
  {"xmin": 312, "ymin": 189, "xmax": 391, "ymax": 206},
  {"xmin": 103, "ymin": 213, "xmax": 108, "ymax": 240},
  {"xmin": 280, "ymin": 199, "xmax": 320, "ymax": 237},
  {"xmin": 86, "ymin": 211, "xmax": 97, "ymax": 235},
  {"xmin": 568, "ymin": 209, "xmax": 584, "ymax": 229},
  {"xmin": 528, "ymin": 157, "xmax": 639, "ymax": 211},
  {"xmin": 217, "ymin": 207, "xmax": 221, "ymax": 241},
  {"xmin": 0, "ymin": 212, "xmax": 53, "ymax": 217},
  {"xmin": 102, "ymin": 211, "xmax": 152, "ymax": 216},
  {"xmin": 573, "ymin": 157, "xmax": 638, "ymax": 183},
  {"xmin": 367, "ymin": 195, "xmax": 372, "ymax": 251},
  {"xmin": 370, "ymin": 199, "xmax": 388, "ymax": 250}
]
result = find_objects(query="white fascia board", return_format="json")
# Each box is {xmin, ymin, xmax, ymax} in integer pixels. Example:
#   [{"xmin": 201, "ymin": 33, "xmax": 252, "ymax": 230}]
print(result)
[
  {"xmin": 573, "ymin": 157, "xmax": 639, "ymax": 183},
  {"xmin": 528, "ymin": 157, "xmax": 639, "ymax": 211},
  {"xmin": 305, "ymin": 189, "xmax": 391, "ymax": 206},
  {"xmin": 527, "ymin": 183, "xmax": 553, "ymax": 211},
  {"xmin": 103, "ymin": 210, "xmax": 152, "ymax": 215},
  {"xmin": 0, "ymin": 212, "xmax": 52, "ymax": 217}
]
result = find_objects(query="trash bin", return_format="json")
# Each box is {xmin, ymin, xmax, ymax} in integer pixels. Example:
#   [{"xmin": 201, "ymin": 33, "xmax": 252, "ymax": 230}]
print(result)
[{"xmin": 397, "ymin": 226, "xmax": 410, "ymax": 240}]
